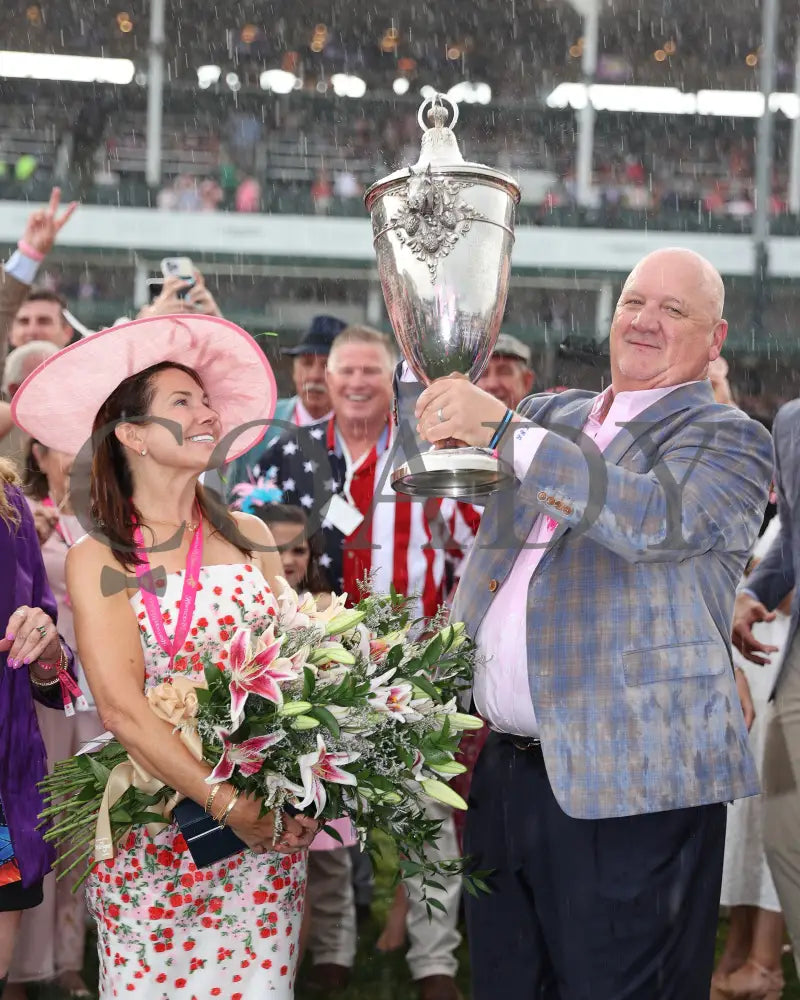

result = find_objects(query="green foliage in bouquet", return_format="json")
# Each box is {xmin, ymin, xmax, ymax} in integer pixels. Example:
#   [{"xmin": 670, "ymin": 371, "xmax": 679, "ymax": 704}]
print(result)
[{"xmin": 39, "ymin": 581, "xmax": 486, "ymax": 908}]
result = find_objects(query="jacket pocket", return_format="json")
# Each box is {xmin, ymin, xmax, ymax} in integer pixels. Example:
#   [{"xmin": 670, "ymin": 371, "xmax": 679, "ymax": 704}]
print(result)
[{"xmin": 622, "ymin": 640, "xmax": 729, "ymax": 686}]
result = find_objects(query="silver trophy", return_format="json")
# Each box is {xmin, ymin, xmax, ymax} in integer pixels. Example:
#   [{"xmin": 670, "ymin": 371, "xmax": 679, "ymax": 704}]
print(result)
[{"xmin": 365, "ymin": 94, "xmax": 521, "ymax": 499}]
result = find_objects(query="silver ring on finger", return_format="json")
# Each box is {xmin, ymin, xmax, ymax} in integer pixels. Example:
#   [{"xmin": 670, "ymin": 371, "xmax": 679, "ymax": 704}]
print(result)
[{"xmin": 437, "ymin": 407, "xmax": 445, "ymax": 423}]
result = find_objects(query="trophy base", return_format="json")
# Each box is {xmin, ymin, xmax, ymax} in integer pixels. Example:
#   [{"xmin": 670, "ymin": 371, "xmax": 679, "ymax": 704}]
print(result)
[{"xmin": 391, "ymin": 447, "xmax": 515, "ymax": 499}]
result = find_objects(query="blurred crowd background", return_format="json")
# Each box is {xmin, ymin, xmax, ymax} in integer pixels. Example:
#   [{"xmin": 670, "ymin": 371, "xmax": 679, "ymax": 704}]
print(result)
[{"xmin": 0, "ymin": 0, "xmax": 798, "ymax": 423}]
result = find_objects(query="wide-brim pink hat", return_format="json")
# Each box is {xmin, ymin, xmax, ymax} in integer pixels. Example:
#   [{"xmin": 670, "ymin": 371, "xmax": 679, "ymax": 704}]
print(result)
[{"xmin": 11, "ymin": 314, "xmax": 277, "ymax": 463}]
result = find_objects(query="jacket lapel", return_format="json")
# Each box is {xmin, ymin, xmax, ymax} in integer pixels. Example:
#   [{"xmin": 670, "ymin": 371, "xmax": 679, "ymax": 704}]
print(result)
[
  {"xmin": 600, "ymin": 380, "xmax": 714, "ymax": 468},
  {"xmin": 526, "ymin": 381, "xmax": 715, "ymax": 578}
]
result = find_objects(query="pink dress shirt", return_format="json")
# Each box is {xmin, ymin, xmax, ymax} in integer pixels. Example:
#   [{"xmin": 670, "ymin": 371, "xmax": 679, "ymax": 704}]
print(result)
[{"xmin": 473, "ymin": 381, "xmax": 702, "ymax": 738}]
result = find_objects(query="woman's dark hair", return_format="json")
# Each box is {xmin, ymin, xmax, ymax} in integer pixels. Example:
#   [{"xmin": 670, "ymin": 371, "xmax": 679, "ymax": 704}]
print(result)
[
  {"xmin": 22, "ymin": 438, "xmax": 49, "ymax": 501},
  {"xmin": 90, "ymin": 361, "xmax": 253, "ymax": 570},
  {"xmin": 252, "ymin": 503, "xmax": 331, "ymax": 594}
]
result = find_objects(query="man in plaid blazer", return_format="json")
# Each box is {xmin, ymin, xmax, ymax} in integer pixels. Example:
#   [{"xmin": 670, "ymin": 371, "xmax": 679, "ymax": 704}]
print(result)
[{"xmin": 412, "ymin": 248, "xmax": 773, "ymax": 999}]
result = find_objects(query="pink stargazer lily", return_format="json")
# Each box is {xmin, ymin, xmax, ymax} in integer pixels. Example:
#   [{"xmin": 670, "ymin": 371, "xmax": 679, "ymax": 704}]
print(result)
[
  {"xmin": 297, "ymin": 734, "xmax": 360, "ymax": 816},
  {"xmin": 228, "ymin": 625, "xmax": 296, "ymax": 722},
  {"xmin": 207, "ymin": 729, "xmax": 286, "ymax": 782}
]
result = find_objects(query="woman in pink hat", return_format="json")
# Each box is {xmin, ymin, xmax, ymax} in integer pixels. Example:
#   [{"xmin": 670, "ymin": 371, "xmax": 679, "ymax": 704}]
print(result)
[{"xmin": 12, "ymin": 314, "xmax": 318, "ymax": 999}]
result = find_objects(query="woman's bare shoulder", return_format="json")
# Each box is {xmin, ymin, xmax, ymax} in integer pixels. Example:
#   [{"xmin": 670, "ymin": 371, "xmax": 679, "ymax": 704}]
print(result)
[{"xmin": 230, "ymin": 511, "xmax": 276, "ymax": 550}]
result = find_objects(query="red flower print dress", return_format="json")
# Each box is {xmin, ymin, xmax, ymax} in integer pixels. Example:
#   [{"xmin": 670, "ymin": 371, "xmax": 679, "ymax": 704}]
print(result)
[{"xmin": 86, "ymin": 564, "xmax": 306, "ymax": 999}]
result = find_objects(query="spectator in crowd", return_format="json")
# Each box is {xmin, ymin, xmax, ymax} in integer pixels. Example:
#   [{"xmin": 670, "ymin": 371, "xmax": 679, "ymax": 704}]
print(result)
[
  {"xmin": 0, "ymin": 190, "xmax": 76, "ymax": 390},
  {"xmin": 253, "ymin": 325, "xmax": 473, "ymax": 1000},
  {"xmin": 712, "ymin": 520, "xmax": 790, "ymax": 1000},
  {"xmin": 333, "ymin": 169, "xmax": 362, "ymax": 202},
  {"xmin": 136, "ymin": 271, "xmax": 223, "ymax": 322},
  {"xmin": 0, "ymin": 342, "xmax": 59, "ymax": 466},
  {"xmin": 709, "ymin": 355, "xmax": 735, "ymax": 406},
  {"xmin": 235, "ymin": 174, "xmax": 262, "ymax": 213},
  {"xmin": 0, "ymin": 190, "xmax": 76, "ymax": 470},
  {"xmin": 733, "ymin": 392, "xmax": 800, "ymax": 991},
  {"xmin": 70, "ymin": 98, "xmax": 109, "ymax": 198},
  {"xmin": 4, "ymin": 440, "xmax": 101, "ymax": 1000},
  {"xmin": 224, "ymin": 315, "xmax": 346, "ymax": 493},
  {"xmin": 475, "ymin": 333, "xmax": 536, "ymax": 411},
  {"xmin": 198, "ymin": 177, "xmax": 223, "ymax": 212},
  {"xmin": 311, "ymin": 169, "xmax": 333, "ymax": 214},
  {"xmin": 0, "ymin": 461, "xmax": 78, "ymax": 1000},
  {"xmin": 8, "ymin": 292, "xmax": 73, "ymax": 351}
]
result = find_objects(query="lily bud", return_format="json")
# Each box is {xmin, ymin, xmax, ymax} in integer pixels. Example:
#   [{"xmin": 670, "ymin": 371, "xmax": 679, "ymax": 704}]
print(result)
[
  {"xmin": 420, "ymin": 779, "xmax": 468, "ymax": 810},
  {"xmin": 428, "ymin": 760, "xmax": 468, "ymax": 776},
  {"xmin": 291, "ymin": 715, "xmax": 320, "ymax": 730},
  {"xmin": 308, "ymin": 645, "xmax": 356, "ymax": 666},
  {"xmin": 324, "ymin": 609, "xmax": 366, "ymax": 635},
  {"xmin": 278, "ymin": 700, "xmax": 313, "ymax": 717},
  {"xmin": 437, "ymin": 712, "xmax": 484, "ymax": 732}
]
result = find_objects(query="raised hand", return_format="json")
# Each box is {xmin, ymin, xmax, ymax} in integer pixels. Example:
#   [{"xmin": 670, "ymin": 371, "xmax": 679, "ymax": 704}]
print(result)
[{"xmin": 20, "ymin": 187, "xmax": 78, "ymax": 257}]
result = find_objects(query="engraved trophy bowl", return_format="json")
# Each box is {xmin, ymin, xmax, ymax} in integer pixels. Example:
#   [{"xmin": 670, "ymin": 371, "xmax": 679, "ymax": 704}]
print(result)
[{"xmin": 364, "ymin": 94, "xmax": 521, "ymax": 499}]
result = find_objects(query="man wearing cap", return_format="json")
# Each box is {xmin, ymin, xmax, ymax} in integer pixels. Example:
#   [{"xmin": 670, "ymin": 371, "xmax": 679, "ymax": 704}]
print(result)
[
  {"xmin": 475, "ymin": 332, "xmax": 535, "ymax": 412},
  {"xmin": 225, "ymin": 315, "xmax": 346, "ymax": 495}
]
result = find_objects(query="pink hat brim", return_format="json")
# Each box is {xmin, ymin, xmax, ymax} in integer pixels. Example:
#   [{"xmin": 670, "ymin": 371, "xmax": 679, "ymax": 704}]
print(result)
[{"xmin": 11, "ymin": 314, "xmax": 277, "ymax": 463}]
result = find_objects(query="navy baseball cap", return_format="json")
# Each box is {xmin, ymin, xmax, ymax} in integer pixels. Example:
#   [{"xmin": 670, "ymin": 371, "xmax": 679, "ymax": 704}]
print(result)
[{"xmin": 282, "ymin": 315, "xmax": 348, "ymax": 356}]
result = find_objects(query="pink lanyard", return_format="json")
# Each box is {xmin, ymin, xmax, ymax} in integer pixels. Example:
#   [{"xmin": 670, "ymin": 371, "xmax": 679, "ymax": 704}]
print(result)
[{"xmin": 132, "ymin": 517, "xmax": 204, "ymax": 666}]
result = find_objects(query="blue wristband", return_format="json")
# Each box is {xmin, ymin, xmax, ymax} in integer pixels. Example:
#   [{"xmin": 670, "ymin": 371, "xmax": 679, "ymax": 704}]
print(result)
[{"xmin": 488, "ymin": 408, "xmax": 514, "ymax": 450}]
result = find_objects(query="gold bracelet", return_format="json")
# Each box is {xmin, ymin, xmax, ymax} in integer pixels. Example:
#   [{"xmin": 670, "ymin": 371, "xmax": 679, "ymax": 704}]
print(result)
[
  {"xmin": 29, "ymin": 672, "xmax": 61, "ymax": 688},
  {"xmin": 214, "ymin": 788, "xmax": 240, "ymax": 828},
  {"xmin": 204, "ymin": 783, "xmax": 221, "ymax": 815},
  {"xmin": 37, "ymin": 645, "xmax": 66, "ymax": 673}
]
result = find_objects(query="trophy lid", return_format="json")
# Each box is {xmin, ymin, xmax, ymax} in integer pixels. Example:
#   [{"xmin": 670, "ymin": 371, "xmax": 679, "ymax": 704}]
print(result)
[{"xmin": 364, "ymin": 93, "xmax": 520, "ymax": 210}]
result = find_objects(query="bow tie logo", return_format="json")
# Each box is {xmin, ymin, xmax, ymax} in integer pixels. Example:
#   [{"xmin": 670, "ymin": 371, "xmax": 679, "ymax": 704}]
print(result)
[{"xmin": 100, "ymin": 565, "xmax": 168, "ymax": 598}]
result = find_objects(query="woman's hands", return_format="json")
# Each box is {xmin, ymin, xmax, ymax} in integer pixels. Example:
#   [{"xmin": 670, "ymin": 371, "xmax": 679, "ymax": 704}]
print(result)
[
  {"xmin": 226, "ymin": 791, "xmax": 319, "ymax": 854},
  {"xmin": 0, "ymin": 605, "xmax": 62, "ymax": 668}
]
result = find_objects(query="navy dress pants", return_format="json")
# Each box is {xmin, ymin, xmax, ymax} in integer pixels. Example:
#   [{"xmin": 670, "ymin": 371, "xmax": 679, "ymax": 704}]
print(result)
[{"xmin": 464, "ymin": 731, "xmax": 726, "ymax": 1000}]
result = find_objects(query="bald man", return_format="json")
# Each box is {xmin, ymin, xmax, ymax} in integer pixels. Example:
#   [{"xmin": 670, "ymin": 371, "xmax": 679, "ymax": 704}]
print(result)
[{"xmin": 410, "ymin": 249, "xmax": 773, "ymax": 999}]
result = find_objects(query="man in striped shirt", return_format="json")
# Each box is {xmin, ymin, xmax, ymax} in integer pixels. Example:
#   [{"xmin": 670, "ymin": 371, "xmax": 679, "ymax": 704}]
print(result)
[
  {"xmin": 251, "ymin": 325, "xmax": 477, "ymax": 620},
  {"xmin": 244, "ymin": 324, "xmax": 473, "ymax": 1000}
]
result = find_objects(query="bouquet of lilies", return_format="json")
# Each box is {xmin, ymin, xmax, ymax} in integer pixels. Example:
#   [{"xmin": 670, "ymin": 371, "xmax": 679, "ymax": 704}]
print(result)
[{"xmin": 39, "ymin": 581, "xmax": 483, "ymax": 899}]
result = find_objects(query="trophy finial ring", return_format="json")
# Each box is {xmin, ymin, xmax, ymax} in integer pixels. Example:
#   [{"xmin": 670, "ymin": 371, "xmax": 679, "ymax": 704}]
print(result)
[{"xmin": 417, "ymin": 93, "xmax": 459, "ymax": 133}]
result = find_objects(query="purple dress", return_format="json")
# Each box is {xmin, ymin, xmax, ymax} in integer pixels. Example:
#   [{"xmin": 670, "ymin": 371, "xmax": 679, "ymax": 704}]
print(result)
[{"xmin": 0, "ymin": 484, "xmax": 75, "ymax": 888}]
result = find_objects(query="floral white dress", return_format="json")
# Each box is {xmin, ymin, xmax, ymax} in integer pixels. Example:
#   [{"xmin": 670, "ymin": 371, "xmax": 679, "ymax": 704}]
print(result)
[{"xmin": 86, "ymin": 563, "xmax": 306, "ymax": 999}]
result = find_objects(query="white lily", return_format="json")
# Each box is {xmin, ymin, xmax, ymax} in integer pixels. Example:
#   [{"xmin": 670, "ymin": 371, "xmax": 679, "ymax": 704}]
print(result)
[
  {"xmin": 296, "ymin": 733, "xmax": 360, "ymax": 816},
  {"xmin": 275, "ymin": 577, "xmax": 318, "ymax": 631},
  {"xmin": 369, "ymin": 681, "xmax": 428, "ymax": 723}
]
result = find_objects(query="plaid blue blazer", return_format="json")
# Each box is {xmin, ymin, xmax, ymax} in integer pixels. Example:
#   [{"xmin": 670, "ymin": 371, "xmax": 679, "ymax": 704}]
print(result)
[{"xmin": 451, "ymin": 381, "xmax": 773, "ymax": 819}]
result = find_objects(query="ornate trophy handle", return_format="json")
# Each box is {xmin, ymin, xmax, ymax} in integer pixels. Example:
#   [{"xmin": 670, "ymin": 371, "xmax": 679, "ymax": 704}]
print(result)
[{"xmin": 417, "ymin": 93, "xmax": 459, "ymax": 133}]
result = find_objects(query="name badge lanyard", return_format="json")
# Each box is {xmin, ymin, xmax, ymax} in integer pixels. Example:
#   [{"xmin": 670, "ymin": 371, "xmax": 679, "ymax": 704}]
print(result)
[{"xmin": 132, "ymin": 516, "xmax": 204, "ymax": 668}]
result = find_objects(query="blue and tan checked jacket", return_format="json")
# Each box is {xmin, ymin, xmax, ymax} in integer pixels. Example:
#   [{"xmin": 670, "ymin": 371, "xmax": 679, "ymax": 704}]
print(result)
[{"xmin": 449, "ymin": 381, "xmax": 773, "ymax": 820}]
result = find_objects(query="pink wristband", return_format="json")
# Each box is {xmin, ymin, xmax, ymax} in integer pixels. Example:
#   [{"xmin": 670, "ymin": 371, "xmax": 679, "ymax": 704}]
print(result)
[{"xmin": 17, "ymin": 240, "xmax": 45, "ymax": 263}]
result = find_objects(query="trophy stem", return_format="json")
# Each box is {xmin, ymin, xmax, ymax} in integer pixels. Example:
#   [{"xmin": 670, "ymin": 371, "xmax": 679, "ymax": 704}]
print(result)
[{"xmin": 391, "ymin": 446, "xmax": 516, "ymax": 499}]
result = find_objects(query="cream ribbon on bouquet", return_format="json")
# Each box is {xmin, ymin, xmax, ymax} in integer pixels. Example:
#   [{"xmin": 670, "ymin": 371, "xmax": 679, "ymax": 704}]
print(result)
[{"xmin": 93, "ymin": 676, "xmax": 204, "ymax": 861}]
